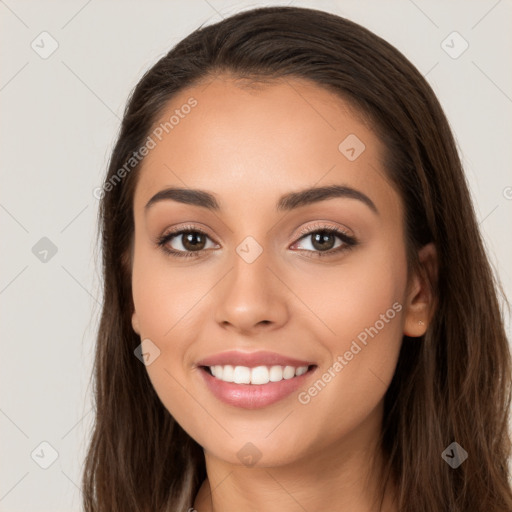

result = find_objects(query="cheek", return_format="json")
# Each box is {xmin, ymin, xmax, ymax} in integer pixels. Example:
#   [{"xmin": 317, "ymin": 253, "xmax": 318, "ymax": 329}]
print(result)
[
  {"xmin": 130, "ymin": 242, "xmax": 207, "ymax": 427},
  {"xmin": 131, "ymin": 233, "xmax": 207, "ymax": 338},
  {"xmin": 294, "ymin": 241, "xmax": 407, "ymax": 429},
  {"xmin": 130, "ymin": 237, "xmax": 215, "ymax": 406},
  {"xmin": 298, "ymin": 236, "xmax": 407, "ymax": 343}
]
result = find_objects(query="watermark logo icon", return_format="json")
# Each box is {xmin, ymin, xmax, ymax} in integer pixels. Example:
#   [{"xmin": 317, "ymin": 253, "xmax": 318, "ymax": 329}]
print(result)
[
  {"xmin": 236, "ymin": 236, "xmax": 263, "ymax": 264},
  {"xmin": 441, "ymin": 442, "xmax": 468, "ymax": 468},
  {"xmin": 338, "ymin": 134, "xmax": 366, "ymax": 161},
  {"xmin": 31, "ymin": 441, "xmax": 59, "ymax": 469},
  {"xmin": 237, "ymin": 442, "xmax": 262, "ymax": 467},
  {"xmin": 441, "ymin": 31, "xmax": 469, "ymax": 59},
  {"xmin": 31, "ymin": 31, "xmax": 59, "ymax": 59},
  {"xmin": 134, "ymin": 338, "xmax": 161, "ymax": 366},
  {"xmin": 32, "ymin": 237, "xmax": 58, "ymax": 263}
]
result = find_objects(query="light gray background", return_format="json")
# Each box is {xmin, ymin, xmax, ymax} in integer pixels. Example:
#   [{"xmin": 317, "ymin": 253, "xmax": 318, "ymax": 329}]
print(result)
[{"xmin": 1, "ymin": 0, "xmax": 511, "ymax": 510}]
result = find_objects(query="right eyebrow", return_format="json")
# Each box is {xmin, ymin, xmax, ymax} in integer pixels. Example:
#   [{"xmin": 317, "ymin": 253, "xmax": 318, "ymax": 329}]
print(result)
[{"xmin": 145, "ymin": 187, "xmax": 219, "ymax": 211}]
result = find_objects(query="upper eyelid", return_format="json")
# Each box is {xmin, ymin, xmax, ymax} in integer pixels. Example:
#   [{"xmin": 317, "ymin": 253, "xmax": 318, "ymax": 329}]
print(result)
[{"xmin": 296, "ymin": 222, "xmax": 353, "ymax": 237}]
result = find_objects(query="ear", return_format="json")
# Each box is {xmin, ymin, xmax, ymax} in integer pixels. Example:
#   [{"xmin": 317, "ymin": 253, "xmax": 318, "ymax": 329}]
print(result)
[
  {"xmin": 131, "ymin": 310, "xmax": 141, "ymax": 336},
  {"xmin": 403, "ymin": 242, "xmax": 438, "ymax": 337}
]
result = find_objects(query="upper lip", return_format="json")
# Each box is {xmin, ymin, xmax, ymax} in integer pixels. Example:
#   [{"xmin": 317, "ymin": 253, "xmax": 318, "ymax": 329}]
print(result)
[{"xmin": 196, "ymin": 350, "xmax": 315, "ymax": 368}]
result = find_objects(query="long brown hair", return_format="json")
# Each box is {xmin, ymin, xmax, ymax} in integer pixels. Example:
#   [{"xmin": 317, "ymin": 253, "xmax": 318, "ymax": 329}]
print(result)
[{"xmin": 82, "ymin": 6, "xmax": 512, "ymax": 511}]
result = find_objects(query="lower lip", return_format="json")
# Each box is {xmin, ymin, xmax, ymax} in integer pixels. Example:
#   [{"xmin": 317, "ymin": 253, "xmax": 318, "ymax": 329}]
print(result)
[{"xmin": 198, "ymin": 366, "xmax": 317, "ymax": 409}]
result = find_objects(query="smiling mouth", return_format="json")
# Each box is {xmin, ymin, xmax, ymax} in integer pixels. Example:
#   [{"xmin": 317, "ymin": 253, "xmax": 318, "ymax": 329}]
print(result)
[{"xmin": 200, "ymin": 364, "xmax": 317, "ymax": 385}]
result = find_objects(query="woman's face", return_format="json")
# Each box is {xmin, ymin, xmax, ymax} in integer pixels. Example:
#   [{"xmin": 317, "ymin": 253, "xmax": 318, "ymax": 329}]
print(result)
[{"xmin": 130, "ymin": 76, "xmax": 426, "ymax": 468}]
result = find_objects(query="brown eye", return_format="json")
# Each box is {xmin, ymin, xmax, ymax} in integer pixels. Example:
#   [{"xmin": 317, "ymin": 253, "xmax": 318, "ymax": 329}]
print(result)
[
  {"xmin": 309, "ymin": 231, "xmax": 337, "ymax": 251},
  {"xmin": 292, "ymin": 226, "xmax": 357, "ymax": 257},
  {"xmin": 180, "ymin": 232, "xmax": 207, "ymax": 251},
  {"xmin": 156, "ymin": 227, "xmax": 217, "ymax": 258}
]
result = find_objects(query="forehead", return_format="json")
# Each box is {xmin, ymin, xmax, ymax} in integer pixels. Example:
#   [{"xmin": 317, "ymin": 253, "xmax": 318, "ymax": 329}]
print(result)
[{"xmin": 133, "ymin": 76, "xmax": 397, "ymax": 216}]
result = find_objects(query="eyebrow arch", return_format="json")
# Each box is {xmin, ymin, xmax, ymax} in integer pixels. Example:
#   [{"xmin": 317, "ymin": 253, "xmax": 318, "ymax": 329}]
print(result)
[{"xmin": 145, "ymin": 184, "xmax": 378, "ymax": 215}]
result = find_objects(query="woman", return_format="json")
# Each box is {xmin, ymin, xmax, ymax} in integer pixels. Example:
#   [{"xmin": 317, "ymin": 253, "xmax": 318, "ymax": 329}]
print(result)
[{"xmin": 83, "ymin": 6, "xmax": 512, "ymax": 512}]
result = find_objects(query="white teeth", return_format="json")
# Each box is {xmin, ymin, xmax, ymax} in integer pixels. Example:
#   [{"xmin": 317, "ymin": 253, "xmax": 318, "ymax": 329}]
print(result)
[
  {"xmin": 221, "ymin": 365, "xmax": 234, "ymax": 382},
  {"xmin": 269, "ymin": 365, "xmax": 283, "ymax": 382},
  {"xmin": 283, "ymin": 366, "xmax": 295, "ymax": 379},
  {"xmin": 251, "ymin": 366, "xmax": 269, "ymax": 385},
  {"xmin": 295, "ymin": 366, "xmax": 308, "ymax": 376},
  {"xmin": 208, "ymin": 364, "xmax": 309, "ymax": 384},
  {"xmin": 233, "ymin": 366, "xmax": 251, "ymax": 384}
]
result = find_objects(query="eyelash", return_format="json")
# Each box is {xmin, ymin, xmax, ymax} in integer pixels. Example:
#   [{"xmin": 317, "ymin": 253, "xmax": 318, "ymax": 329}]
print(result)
[{"xmin": 155, "ymin": 223, "xmax": 358, "ymax": 259}]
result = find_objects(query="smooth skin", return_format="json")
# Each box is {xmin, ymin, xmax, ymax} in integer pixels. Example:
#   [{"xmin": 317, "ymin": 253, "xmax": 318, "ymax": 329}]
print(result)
[{"xmin": 130, "ymin": 76, "xmax": 437, "ymax": 512}]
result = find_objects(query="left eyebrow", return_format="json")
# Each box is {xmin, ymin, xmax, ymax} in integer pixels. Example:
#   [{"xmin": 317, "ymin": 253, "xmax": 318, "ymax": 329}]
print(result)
[
  {"xmin": 144, "ymin": 184, "xmax": 378, "ymax": 215},
  {"xmin": 277, "ymin": 184, "xmax": 378, "ymax": 215}
]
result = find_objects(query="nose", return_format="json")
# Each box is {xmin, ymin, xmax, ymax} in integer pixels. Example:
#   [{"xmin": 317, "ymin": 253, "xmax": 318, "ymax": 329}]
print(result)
[{"xmin": 214, "ymin": 248, "xmax": 290, "ymax": 335}]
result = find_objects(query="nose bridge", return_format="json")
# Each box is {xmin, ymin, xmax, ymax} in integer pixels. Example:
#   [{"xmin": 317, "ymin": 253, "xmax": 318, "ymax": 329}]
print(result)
[
  {"xmin": 214, "ymin": 233, "xmax": 288, "ymax": 331},
  {"xmin": 229, "ymin": 234, "xmax": 274, "ymax": 301}
]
